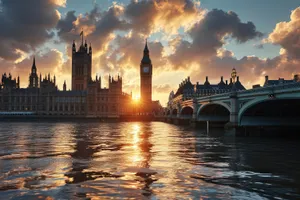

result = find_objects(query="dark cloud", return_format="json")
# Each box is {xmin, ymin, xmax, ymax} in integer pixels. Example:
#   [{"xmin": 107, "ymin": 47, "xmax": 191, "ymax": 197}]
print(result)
[
  {"xmin": 124, "ymin": 0, "xmax": 157, "ymax": 35},
  {"xmin": 124, "ymin": 0, "xmax": 201, "ymax": 35},
  {"xmin": 100, "ymin": 33, "xmax": 166, "ymax": 74},
  {"xmin": 0, "ymin": 0, "xmax": 63, "ymax": 60},
  {"xmin": 57, "ymin": 5, "xmax": 129, "ymax": 53},
  {"xmin": 56, "ymin": 11, "xmax": 77, "ymax": 42},
  {"xmin": 169, "ymin": 9, "xmax": 263, "ymax": 68}
]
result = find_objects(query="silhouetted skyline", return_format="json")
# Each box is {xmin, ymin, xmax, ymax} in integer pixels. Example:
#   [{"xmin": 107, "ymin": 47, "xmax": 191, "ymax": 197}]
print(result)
[{"xmin": 0, "ymin": 0, "xmax": 299, "ymax": 105}]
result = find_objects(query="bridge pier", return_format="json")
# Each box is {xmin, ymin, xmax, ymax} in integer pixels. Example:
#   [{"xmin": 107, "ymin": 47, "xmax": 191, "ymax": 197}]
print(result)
[
  {"xmin": 224, "ymin": 122, "xmax": 240, "ymax": 136},
  {"xmin": 173, "ymin": 118, "xmax": 180, "ymax": 125},
  {"xmin": 190, "ymin": 119, "xmax": 197, "ymax": 128},
  {"xmin": 224, "ymin": 91, "xmax": 239, "ymax": 136},
  {"xmin": 166, "ymin": 117, "xmax": 171, "ymax": 123}
]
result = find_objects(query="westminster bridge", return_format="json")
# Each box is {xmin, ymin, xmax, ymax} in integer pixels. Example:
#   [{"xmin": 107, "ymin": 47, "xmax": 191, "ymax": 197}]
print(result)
[{"xmin": 164, "ymin": 82, "xmax": 300, "ymax": 134}]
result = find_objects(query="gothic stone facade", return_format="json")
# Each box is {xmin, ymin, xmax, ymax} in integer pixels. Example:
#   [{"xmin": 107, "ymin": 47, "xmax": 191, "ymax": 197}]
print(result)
[{"xmin": 0, "ymin": 40, "xmax": 133, "ymax": 117}]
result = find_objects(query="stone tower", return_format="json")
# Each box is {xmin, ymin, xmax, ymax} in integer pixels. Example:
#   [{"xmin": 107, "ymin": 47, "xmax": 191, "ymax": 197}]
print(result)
[
  {"xmin": 140, "ymin": 40, "xmax": 152, "ymax": 103},
  {"xmin": 29, "ymin": 56, "xmax": 39, "ymax": 88},
  {"xmin": 71, "ymin": 33, "xmax": 92, "ymax": 91}
]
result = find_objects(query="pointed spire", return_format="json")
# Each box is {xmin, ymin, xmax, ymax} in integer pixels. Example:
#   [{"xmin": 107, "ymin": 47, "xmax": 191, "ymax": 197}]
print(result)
[
  {"xmin": 89, "ymin": 43, "xmax": 92, "ymax": 54},
  {"xmin": 33, "ymin": 56, "xmax": 36, "ymax": 66},
  {"xmin": 17, "ymin": 76, "xmax": 20, "ymax": 88},
  {"xmin": 63, "ymin": 80, "xmax": 66, "ymax": 91},
  {"xmin": 32, "ymin": 56, "xmax": 37, "ymax": 73},
  {"xmin": 72, "ymin": 40, "xmax": 76, "ymax": 53},
  {"xmin": 141, "ymin": 38, "xmax": 151, "ymax": 64},
  {"xmin": 99, "ymin": 75, "xmax": 101, "ymax": 88},
  {"xmin": 80, "ymin": 28, "xmax": 84, "ymax": 46},
  {"xmin": 144, "ymin": 38, "xmax": 149, "ymax": 53}
]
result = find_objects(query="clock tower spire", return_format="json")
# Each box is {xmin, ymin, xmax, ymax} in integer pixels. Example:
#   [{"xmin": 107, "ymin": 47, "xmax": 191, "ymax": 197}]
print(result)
[{"xmin": 140, "ymin": 39, "xmax": 152, "ymax": 103}]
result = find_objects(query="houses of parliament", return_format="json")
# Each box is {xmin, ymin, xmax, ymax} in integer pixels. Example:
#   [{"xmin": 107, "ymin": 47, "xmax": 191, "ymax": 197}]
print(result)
[{"xmin": 0, "ymin": 37, "xmax": 159, "ymax": 117}]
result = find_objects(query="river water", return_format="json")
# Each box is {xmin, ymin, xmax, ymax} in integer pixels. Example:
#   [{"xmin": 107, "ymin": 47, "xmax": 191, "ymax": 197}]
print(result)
[{"xmin": 0, "ymin": 122, "xmax": 299, "ymax": 199}]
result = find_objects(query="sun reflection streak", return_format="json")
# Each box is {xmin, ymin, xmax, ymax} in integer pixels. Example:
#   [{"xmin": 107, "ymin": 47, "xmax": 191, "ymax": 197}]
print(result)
[{"xmin": 131, "ymin": 123, "xmax": 142, "ymax": 164}]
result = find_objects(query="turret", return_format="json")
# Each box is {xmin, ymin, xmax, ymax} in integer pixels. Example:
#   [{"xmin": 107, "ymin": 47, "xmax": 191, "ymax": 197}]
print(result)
[
  {"xmin": 85, "ymin": 40, "xmax": 88, "ymax": 52},
  {"xmin": 89, "ymin": 43, "xmax": 92, "ymax": 54},
  {"xmin": 31, "ymin": 56, "xmax": 37, "ymax": 74},
  {"xmin": 231, "ymin": 68, "xmax": 237, "ymax": 83},
  {"xmin": 204, "ymin": 76, "xmax": 210, "ymax": 84},
  {"xmin": 63, "ymin": 80, "xmax": 66, "ymax": 91},
  {"xmin": 99, "ymin": 75, "xmax": 101, "ymax": 88},
  {"xmin": 141, "ymin": 39, "xmax": 151, "ymax": 64},
  {"xmin": 17, "ymin": 76, "xmax": 20, "ymax": 88},
  {"xmin": 265, "ymin": 75, "xmax": 269, "ymax": 83},
  {"xmin": 144, "ymin": 39, "xmax": 149, "ymax": 55},
  {"xmin": 72, "ymin": 40, "xmax": 76, "ymax": 54}
]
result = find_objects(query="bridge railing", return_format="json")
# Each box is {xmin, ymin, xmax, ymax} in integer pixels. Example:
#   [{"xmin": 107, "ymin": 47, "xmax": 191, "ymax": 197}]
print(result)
[
  {"xmin": 168, "ymin": 81, "xmax": 300, "ymax": 107},
  {"xmin": 237, "ymin": 81, "xmax": 300, "ymax": 95}
]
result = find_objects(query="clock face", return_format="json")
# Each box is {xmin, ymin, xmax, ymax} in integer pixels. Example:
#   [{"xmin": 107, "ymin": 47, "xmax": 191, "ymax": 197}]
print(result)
[{"xmin": 143, "ymin": 66, "xmax": 149, "ymax": 73}]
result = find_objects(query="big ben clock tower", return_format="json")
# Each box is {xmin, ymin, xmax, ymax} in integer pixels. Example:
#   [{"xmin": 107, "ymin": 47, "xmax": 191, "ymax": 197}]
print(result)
[{"xmin": 140, "ymin": 40, "xmax": 152, "ymax": 103}]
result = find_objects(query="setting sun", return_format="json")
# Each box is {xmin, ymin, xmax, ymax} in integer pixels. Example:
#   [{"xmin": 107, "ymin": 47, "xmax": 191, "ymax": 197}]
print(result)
[{"xmin": 132, "ymin": 96, "xmax": 140, "ymax": 104}]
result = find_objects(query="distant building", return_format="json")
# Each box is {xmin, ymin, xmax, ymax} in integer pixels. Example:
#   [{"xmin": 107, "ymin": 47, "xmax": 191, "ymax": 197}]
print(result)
[
  {"xmin": 263, "ymin": 75, "xmax": 300, "ymax": 87},
  {"xmin": 0, "ymin": 36, "xmax": 134, "ymax": 117},
  {"xmin": 138, "ymin": 40, "xmax": 163, "ymax": 114},
  {"xmin": 140, "ymin": 40, "xmax": 153, "ymax": 103},
  {"xmin": 171, "ymin": 69, "xmax": 246, "ymax": 101},
  {"xmin": 28, "ymin": 57, "xmax": 39, "ymax": 89}
]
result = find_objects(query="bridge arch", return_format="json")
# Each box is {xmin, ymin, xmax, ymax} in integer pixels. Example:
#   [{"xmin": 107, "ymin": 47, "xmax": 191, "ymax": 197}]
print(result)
[
  {"xmin": 166, "ymin": 109, "xmax": 171, "ymax": 116},
  {"xmin": 197, "ymin": 102, "xmax": 230, "ymax": 122},
  {"xmin": 239, "ymin": 97, "xmax": 300, "ymax": 126},
  {"xmin": 180, "ymin": 106, "xmax": 194, "ymax": 118},
  {"xmin": 197, "ymin": 102, "xmax": 231, "ymax": 116},
  {"xmin": 171, "ymin": 108, "xmax": 178, "ymax": 117}
]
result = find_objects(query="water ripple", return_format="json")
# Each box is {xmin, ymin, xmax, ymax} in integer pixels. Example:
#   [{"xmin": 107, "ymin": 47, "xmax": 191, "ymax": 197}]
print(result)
[{"xmin": 0, "ymin": 122, "xmax": 300, "ymax": 199}]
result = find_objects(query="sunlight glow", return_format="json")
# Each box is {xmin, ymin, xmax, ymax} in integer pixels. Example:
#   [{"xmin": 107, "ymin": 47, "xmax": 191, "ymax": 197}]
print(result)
[
  {"xmin": 131, "ymin": 123, "xmax": 142, "ymax": 164},
  {"xmin": 132, "ymin": 96, "xmax": 140, "ymax": 105}
]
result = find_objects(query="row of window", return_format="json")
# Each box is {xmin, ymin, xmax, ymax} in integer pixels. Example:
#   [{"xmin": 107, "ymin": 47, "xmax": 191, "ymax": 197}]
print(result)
[
  {"xmin": 54, "ymin": 97, "xmax": 85, "ymax": 103},
  {"xmin": 75, "ymin": 84, "xmax": 84, "ymax": 90},
  {"xmin": 49, "ymin": 105, "xmax": 85, "ymax": 112},
  {"xmin": 0, "ymin": 97, "xmax": 38, "ymax": 102},
  {"xmin": 0, "ymin": 106, "xmax": 39, "ymax": 111}
]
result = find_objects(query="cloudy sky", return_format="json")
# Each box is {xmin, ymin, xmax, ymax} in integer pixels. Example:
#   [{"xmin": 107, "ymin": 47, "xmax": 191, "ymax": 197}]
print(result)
[{"xmin": 0, "ymin": 0, "xmax": 299, "ymax": 105}]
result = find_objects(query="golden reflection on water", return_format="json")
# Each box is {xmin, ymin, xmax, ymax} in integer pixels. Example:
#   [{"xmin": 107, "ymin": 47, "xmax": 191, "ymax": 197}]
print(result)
[
  {"xmin": 2, "ymin": 122, "xmax": 282, "ymax": 199},
  {"xmin": 131, "ymin": 123, "xmax": 142, "ymax": 164}
]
